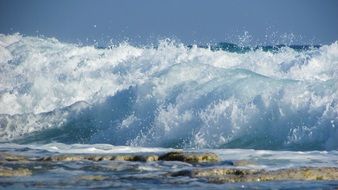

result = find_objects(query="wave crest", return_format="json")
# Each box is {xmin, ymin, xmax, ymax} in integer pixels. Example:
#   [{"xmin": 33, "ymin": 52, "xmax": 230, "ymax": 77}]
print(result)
[{"xmin": 0, "ymin": 34, "xmax": 337, "ymax": 150}]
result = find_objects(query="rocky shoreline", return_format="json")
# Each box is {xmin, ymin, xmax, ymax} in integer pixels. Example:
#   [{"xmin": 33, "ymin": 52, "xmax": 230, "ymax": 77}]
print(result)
[
  {"xmin": 1, "ymin": 151, "xmax": 219, "ymax": 163},
  {"xmin": 1, "ymin": 150, "xmax": 338, "ymax": 184},
  {"xmin": 171, "ymin": 167, "xmax": 338, "ymax": 183}
]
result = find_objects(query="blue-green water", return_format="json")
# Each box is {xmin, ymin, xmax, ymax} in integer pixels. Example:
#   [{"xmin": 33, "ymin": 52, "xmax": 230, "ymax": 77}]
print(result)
[{"xmin": 0, "ymin": 34, "xmax": 338, "ymax": 189}]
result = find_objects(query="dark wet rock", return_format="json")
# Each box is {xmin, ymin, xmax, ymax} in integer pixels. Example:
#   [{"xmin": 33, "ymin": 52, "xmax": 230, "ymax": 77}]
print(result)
[
  {"xmin": 87, "ymin": 155, "xmax": 115, "ymax": 161},
  {"xmin": 159, "ymin": 151, "xmax": 219, "ymax": 163},
  {"xmin": 39, "ymin": 154, "xmax": 159, "ymax": 162},
  {"xmin": 0, "ymin": 153, "xmax": 30, "ymax": 162},
  {"xmin": 97, "ymin": 154, "xmax": 158, "ymax": 162},
  {"xmin": 171, "ymin": 167, "xmax": 338, "ymax": 183},
  {"xmin": 39, "ymin": 152, "xmax": 219, "ymax": 163},
  {"xmin": 0, "ymin": 166, "xmax": 32, "ymax": 176},
  {"xmin": 1, "ymin": 151, "xmax": 217, "ymax": 164},
  {"xmin": 41, "ymin": 154, "xmax": 115, "ymax": 162}
]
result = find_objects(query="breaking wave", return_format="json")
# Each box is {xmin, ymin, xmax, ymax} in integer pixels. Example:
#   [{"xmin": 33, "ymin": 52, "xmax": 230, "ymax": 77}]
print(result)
[{"xmin": 0, "ymin": 33, "xmax": 337, "ymax": 150}]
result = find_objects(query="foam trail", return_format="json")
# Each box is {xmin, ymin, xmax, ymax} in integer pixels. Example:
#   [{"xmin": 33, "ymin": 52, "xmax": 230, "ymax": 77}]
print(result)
[{"xmin": 0, "ymin": 34, "xmax": 337, "ymax": 150}]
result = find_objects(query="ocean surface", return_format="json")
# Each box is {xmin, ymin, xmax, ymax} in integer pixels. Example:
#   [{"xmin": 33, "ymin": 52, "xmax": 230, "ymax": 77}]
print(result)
[{"xmin": 0, "ymin": 33, "xmax": 338, "ymax": 189}]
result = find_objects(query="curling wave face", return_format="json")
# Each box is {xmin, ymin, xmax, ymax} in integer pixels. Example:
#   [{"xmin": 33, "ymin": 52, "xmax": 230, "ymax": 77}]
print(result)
[{"xmin": 0, "ymin": 34, "xmax": 337, "ymax": 150}]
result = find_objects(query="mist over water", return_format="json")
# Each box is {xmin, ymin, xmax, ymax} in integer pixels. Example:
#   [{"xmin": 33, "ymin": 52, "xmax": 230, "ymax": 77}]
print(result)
[{"xmin": 0, "ymin": 33, "xmax": 337, "ymax": 150}]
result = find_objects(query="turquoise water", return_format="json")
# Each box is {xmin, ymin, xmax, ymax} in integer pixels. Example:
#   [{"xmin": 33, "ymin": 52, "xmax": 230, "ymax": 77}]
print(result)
[
  {"xmin": 1, "ymin": 34, "xmax": 337, "ymax": 150},
  {"xmin": 0, "ymin": 34, "xmax": 337, "ymax": 189}
]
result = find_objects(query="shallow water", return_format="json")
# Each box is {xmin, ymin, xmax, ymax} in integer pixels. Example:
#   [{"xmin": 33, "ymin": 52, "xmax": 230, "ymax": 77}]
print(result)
[{"xmin": 1, "ymin": 143, "xmax": 338, "ymax": 189}]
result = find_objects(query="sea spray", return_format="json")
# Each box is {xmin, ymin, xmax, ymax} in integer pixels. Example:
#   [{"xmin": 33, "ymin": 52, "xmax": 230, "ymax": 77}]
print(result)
[{"xmin": 0, "ymin": 34, "xmax": 337, "ymax": 150}]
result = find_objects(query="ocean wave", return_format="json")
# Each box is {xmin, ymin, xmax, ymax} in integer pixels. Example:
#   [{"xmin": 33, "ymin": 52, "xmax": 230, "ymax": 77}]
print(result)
[{"xmin": 0, "ymin": 34, "xmax": 337, "ymax": 150}]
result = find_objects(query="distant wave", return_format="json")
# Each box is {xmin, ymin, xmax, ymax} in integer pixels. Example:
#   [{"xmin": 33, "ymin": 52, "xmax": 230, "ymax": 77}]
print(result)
[{"xmin": 0, "ymin": 33, "xmax": 337, "ymax": 150}]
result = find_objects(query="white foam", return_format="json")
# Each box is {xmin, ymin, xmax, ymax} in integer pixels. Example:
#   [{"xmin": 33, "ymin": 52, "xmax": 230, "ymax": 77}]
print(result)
[
  {"xmin": 0, "ymin": 34, "xmax": 337, "ymax": 150},
  {"xmin": 1, "ymin": 143, "xmax": 172, "ymax": 154}
]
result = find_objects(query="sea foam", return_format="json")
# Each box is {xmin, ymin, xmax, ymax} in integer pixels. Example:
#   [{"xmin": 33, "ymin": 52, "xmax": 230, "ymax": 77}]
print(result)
[{"xmin": 0, "ymin": 34, "xmax": 337, "ymax": 150}]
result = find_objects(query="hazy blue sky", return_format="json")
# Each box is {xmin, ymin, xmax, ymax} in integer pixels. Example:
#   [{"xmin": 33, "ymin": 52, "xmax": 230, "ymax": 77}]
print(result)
[{"xmin": 0, "ymin": 0, "xmax": 337, "ymax": 46}]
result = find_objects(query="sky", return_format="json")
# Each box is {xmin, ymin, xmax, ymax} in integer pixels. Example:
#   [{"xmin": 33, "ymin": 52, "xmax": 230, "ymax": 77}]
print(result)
[{"xmin": 0, "ymin": 0, "xmax": 337, "ymax": 46}]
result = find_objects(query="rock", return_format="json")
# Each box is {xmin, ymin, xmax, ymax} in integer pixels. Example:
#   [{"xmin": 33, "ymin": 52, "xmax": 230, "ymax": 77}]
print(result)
[
  {"xmin": 159, "ymin": 151, "xmax": 219, "ymax": 163},
  {"xmin": 134, "ymin": 155, "xmax": 159, "ymax": 162},
  {"xmin": 257, "ymin": 167, "xmax": 338, "ymax": 181},
  {"xmin": 113, "ymin": 154, "xmax": 159, "ymax": 162},
  {"xmin": 78, "ymin": 175, "xmax": 107, "ymax": 181},
  {"xmin": 2, "ymin": 151, "xmax": 216, "ymax": 164},
  {"xmin": 231, "ymin": 160, "xmax": 256, "ymax": 166},
  {"xmin": 40, "ymin": 154, "xmax": 159, "ymax": 162},
  {"xmin": 41, "ymin": 154, "xmax": 116, "ymax": 162},
  {"xmin": 0, "ymin": 153, "xmax": 29, "ymax": 162},
  {"xmin": 0, "ymin": 166, "xmax": 32, "ymax": 177},
  {"xmin": 171, "ymin": 167, "xmax": 338, "ymax": 183},
  {"xmin": 86, "ymin": 155, "xmax": 114, "ymax": 161},
  {"xmin": 144, "ymin": 155, "xmax": 159, "ymax": 162},
  {"xmin": 41, "ymin": 154, "xmax": 88, "ymax": 162},
  {"xmin": 113, "ymin": 155, "xmax": 138, "ymax": 161}
]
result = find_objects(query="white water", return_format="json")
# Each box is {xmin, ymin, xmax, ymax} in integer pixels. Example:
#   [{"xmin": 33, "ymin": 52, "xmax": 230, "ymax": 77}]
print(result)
[{"xmin": 0, "ymin": 34, "xmax": 337, "ymax": 150}]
